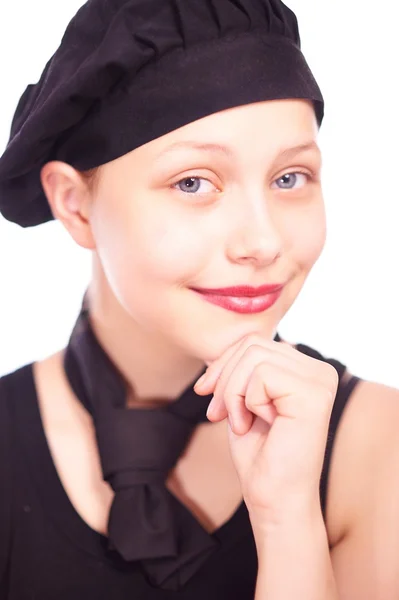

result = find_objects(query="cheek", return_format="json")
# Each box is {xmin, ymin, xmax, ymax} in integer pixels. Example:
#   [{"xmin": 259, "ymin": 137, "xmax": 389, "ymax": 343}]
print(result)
[
  {"xmin": 92, "ymin": 195, "xmax": 212, "ymax": 289},
  {"xmin": 145, "ymin": 223, "xmax": 209, "ymax": 279},
  {"xmin": 286, "ymin": 202, "xmax": 327, "ymax": 268}
]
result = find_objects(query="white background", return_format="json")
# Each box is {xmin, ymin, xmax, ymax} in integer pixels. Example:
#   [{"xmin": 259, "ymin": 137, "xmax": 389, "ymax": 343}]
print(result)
[{"xmin": 0, "ymin": 1, "xmax": 398, "ymax": 385}]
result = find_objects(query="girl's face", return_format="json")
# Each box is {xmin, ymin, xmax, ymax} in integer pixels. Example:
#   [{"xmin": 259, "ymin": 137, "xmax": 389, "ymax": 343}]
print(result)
[{"xmin": 89, "ymin": 99, "xmax": 325, "ymax": 362}]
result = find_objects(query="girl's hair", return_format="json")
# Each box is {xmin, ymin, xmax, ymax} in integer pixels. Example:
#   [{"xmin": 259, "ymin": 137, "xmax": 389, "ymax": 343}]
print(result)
[{"xmin": 81, "ymin": 167, "xmax": 100, "ymax": 192}]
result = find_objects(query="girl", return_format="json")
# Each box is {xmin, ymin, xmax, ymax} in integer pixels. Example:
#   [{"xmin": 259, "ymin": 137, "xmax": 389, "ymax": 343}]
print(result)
[{"xmin": 1, "ymin": 1, "xmax": 399, "ymax": 598}]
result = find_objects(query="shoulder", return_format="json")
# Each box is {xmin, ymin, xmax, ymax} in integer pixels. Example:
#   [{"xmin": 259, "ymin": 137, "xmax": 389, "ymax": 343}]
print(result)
[
  {"xmin": 0, "ymin": 361, "xmax": 36, "ymax": 417},
  {"xmin": 0, "ymin": 362, "xmax": 36, "ymax": 473},
  {"xmin": 326, "ymin": 375, "xmax": 399, "ymax": 540},
  {"xmin": 287, "ymin": 338, "xmax": 399, "ymax": 545},
  {"xmin": 0, "ymin": 357, "xmax": 61, "ymax": 452},
  {"xmin": 0, "ymin": 366, "xmax": 24, "ymax": 578},
  {"xmin": 0, "ymin": 366, "xmax": 17, "ymax": 429},
  {"xmin": 322, "ymin": 376, "xmax": 399, "ymax": 597}
]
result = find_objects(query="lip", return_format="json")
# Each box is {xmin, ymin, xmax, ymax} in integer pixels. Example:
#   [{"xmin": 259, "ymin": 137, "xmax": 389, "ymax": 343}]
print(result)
[
  {"xmin": 190, "ymin": 284, "xmax": 284, "ymax": 314},
  {"xmin": 190, "ymin": 284, "xmax": 284, "ymax": 297}
]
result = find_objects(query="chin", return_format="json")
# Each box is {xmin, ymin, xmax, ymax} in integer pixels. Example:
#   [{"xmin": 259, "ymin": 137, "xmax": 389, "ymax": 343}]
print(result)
[{"xmin": 188, "ymin": 318, "xmax": 279, "ymax": 364}]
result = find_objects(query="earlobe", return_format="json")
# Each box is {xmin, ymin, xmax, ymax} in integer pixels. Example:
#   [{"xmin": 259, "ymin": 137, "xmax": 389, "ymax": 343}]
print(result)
[{"xmin": 40, "ymin": 161, "xmax": 96, "ymax": 250}]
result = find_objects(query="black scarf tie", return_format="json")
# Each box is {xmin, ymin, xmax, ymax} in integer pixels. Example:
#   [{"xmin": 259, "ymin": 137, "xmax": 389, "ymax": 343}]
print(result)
[
  {"xmin": 63, "ymin": 298, "xmax": 219, "ymax": 590},
  {"xmin": 63, "ymin": 296, "xmax": 282, "ymax": 590}
]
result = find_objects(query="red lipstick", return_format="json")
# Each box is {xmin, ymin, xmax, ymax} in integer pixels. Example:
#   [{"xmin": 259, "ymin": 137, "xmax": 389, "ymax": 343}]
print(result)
[{"xmin": 190, "ymin": 283, "xmax": 284, "ymax": 314}]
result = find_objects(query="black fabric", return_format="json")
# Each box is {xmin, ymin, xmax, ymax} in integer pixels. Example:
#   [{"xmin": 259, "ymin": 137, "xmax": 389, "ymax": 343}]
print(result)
[
  {"xmin": 320, "ymin": 373, "xmax": 361, "ymax": 517},
  {"xmin": 0, "ymin": 0, "xmax": 324, "ymax": 228},
  {"xmin": 0, "ymin": 379, "xmax": 12, "ymax": 598},
  {"xmin": 63, "ymin": 298, "xmax": 215, "ymax": 590},
  {"xmin": 0, "ymin": 364, "xmax": 257, "ymax": 600},
  {"xmin": 62, "ymin": 297, "xmax": 281, "ymax": 590},
  {"xmin": 293, "ymin": 343, "xmax": 361, "ymax": 517},
  {"xmin": 0, "ymin": 345, "xmax": 360, "ymax": 599}
]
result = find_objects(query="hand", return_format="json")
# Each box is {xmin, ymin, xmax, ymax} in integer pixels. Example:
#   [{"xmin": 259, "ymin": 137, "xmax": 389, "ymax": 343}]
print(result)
[{"xmin": 194, "ymin": 334, "xmax": 339, "ymax": 523}]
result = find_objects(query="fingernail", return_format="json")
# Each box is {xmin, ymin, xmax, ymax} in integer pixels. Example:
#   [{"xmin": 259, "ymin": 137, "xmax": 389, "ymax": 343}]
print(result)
[
  {"xmin": 194, "ymin": 372, "xmax": 207, "ymax": 388},
  {"xmin": 206, "ymin": 397, "xmax": 215, "ymax": 418}
]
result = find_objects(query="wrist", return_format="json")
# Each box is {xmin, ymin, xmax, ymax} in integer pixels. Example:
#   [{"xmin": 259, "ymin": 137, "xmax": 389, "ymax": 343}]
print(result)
[
  {"xmin": 252, "ymin": 511, "xmax": 337, "ymax": 600},
  {"xmin": 246, "ymin": 493, "xmax": 323, "ymax": 538},
  {"xmin": 251, "ymin": 511, "xmax": 329, "ymax": 566}
]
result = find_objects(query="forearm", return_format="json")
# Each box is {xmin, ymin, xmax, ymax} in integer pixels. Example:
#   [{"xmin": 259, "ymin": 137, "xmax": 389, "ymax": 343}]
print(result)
[{"xmin": 251, "ymin": 507, "xmax": 339, "ymax": 600}]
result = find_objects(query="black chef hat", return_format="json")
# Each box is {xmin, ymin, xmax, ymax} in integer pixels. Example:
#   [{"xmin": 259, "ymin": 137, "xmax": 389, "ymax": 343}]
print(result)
[{"xmin": 0, "ymin": 0, "xmax": 324, "ymax": 228}]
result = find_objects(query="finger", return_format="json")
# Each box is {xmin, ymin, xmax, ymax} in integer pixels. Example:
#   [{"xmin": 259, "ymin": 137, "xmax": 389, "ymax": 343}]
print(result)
[
  {"xmin": 223, "ymin": 357, "xmax": 280, "ymax": 435},
  {"xmin": 244, "ymin": 363, "xmax": 278, "ymax": 425},
  {"xmin": 195, "ymin": 334, "xmax": 303, "ymax": 395},
  {"xmin": 222, "ymin": 387, "xmax": 253, "ymax": 436},
  {"xmin": 209, "ymin": 345, "xmax": 275, "ymax": 424},
  {"xmin": 206, "ymin": 335, "xmax": 272, "ymax": 389},
  {"xmin": 253, "ymin": 361, "xmax": 335, "ymax": 421},
  {"xmin": 196, "ymin": 337, "xmax": 271, "ymax": 396},
  {"xmin": 194, "ymin": 332, "xmax": 254, "ymax": 395},
  {"xmin": 209, "ymin": 342, "xmax": 300, "ymax": 422}
]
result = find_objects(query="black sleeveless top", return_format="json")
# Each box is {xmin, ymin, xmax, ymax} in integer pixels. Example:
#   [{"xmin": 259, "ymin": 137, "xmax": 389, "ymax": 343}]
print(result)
[{"xmin": 0, "ymin": 345, "xmax": 360, "ymax": 600}]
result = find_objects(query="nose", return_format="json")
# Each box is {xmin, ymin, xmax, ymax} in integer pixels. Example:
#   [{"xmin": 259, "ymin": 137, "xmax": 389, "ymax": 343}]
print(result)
[{"xmin": 225, "ymin": 195, "xmax": 283, "ymax": 267}]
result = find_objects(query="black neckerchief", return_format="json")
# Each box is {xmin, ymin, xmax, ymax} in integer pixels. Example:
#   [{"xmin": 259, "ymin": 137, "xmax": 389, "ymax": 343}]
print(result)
[{"xmin": 63, "ymin": 295, "xmax": 281, "ymax": 590}]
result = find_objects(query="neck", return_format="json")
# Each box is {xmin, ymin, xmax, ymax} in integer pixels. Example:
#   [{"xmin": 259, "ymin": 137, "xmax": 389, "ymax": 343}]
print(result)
[{"xmin": 85, "ymin": 275, "xmax": 205, "ymax": 406}]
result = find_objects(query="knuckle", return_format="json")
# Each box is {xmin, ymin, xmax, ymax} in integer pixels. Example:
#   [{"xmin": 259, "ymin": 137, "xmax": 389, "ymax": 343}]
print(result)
[
  {"xmin": 242, "ymin": 343, "xmax": 264, "ymax": 361},
  {"xmin": 325, "ymin": 364, "xmax": 339, "ymax": 389},
  {"xmin": 244, "ymin": 388, "xmax": 258, "ymax": 412},
  {"xmin": 253, "ymin": 361, "xmax": 269, "ymax": 378},
  {"xmin": 313, "ymin": 361, "xmax": 339, "ymax": 391},
  {"xmin": 244, "ymin": 395, "xmax": 254, "ymax": 412},
  {"xmin": 223, "ymin": 380, "xmax": 240, "ymax": 409},
  {"xmin": 318, "ymin": 386, "xmax": 336, "ymax": 413}
]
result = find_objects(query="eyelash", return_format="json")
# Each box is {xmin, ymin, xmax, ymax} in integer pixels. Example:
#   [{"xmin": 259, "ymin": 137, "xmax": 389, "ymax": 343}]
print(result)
[
  {"xmin": 171, "ymin": 169, "xmax": 315, "ymax": 196},
  {"xmin": 271, "ymin": 169, "xmax": 313, "ymax": 190}
]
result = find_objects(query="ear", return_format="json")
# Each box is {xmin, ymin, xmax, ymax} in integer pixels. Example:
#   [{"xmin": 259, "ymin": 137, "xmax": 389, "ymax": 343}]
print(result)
[{"xmin": 40, "ymin": 161, "xmax": 96, "ymax": 250}]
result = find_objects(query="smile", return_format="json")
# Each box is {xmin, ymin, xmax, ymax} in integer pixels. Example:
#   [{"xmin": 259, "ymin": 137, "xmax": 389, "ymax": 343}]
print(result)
[{"xmin": 190, "ymin": 284, "xmax": 284, "ymax": 314}]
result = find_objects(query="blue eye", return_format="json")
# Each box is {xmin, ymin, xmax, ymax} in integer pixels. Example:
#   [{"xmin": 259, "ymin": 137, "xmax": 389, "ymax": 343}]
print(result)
[
  {"xmin": 173, "ymin": 177, "xmax": 216, "ymax": 194},
  {"xmin": 273, "ymin": 172, "xmax": 308, "ymax": 190}
]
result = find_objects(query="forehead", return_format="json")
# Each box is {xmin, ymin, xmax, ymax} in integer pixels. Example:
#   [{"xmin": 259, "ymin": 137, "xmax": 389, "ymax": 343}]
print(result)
[{"xmin": 147, "ymin": 99, "xmax": 319, "ymax": 159}]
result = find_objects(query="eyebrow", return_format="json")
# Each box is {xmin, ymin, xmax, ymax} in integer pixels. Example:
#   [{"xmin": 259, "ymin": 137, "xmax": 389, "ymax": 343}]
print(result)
[
  {"xmin": 155, "ymin": 140, "xmax": 321, "ymax": 162},
  {"xmin": 155, "ymin": 141, "xmax": 234, "ymax": 161}
]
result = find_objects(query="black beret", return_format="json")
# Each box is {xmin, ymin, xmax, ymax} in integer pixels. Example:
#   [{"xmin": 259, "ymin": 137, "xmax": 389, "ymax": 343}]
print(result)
[{"xmin": 0, "ymin": 0, "xmax": 324, "ymax": 227}]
